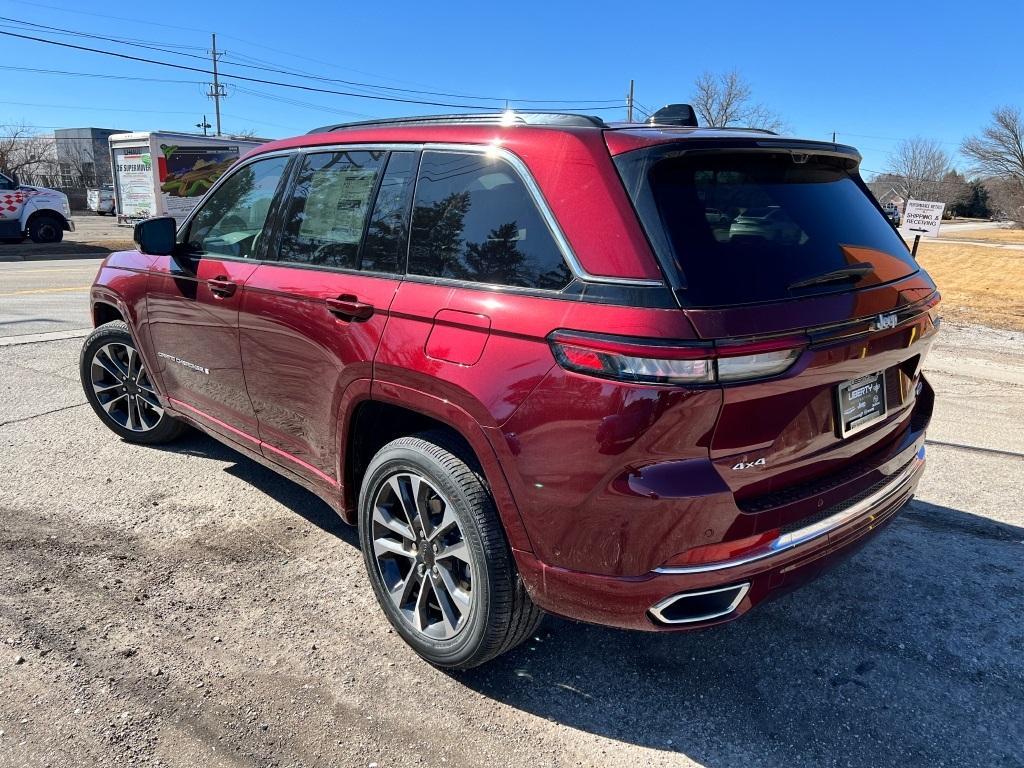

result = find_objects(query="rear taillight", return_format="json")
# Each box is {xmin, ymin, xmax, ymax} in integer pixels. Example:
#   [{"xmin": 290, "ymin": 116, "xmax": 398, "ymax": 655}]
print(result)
[{"xmin": 548, "ymin": 331, "xmax": 804, "ymax": 385}]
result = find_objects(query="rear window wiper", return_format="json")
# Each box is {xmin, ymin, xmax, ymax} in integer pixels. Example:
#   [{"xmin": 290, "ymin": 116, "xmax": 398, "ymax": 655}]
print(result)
[{"xmin": 788, "ymin": 263, "xmax": 874, "ymax": 291}]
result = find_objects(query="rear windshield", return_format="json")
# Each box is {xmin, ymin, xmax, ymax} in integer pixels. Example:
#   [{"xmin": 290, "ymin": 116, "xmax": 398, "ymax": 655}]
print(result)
[{"xmin": 615, "ymin": 149, "xmax": 917, "ymax": 307}]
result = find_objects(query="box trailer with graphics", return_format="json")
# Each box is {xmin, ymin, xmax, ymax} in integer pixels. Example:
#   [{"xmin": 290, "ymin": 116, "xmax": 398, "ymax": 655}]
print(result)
[
  {"xmin": 0, "ymin": 170, "xmax": 75, "ymax": 244},
  {"xmin": 109, "ymin": 132, "xmax": 266, "ymax": 226}
]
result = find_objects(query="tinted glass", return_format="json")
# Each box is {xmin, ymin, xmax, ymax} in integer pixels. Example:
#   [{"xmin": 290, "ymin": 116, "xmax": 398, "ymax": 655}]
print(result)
[
  {"xmin": 277, "ymin": 150, "xmax": 385, "ymax": 269},
  {"xmin": 408, "ymin": 151, "xmax": 571, "ymax": 289},
  {"xmin": 184, "ymin": 156, "xmax": 289, "ymax": 259},
  {"xmin": 361, "ymin": 151, "xmax": 416, "ymax": 273},
  {"xmin": 616, "ymin": 150, "xmax": 917, "ymax": 307},
  {"xmin": 0, "ymin": 175, "xmax": 14, "ymax": 191}
]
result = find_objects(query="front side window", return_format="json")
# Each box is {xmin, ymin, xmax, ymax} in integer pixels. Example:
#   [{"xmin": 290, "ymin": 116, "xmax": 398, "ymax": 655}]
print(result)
[
  {"xmin": 277, "ymin": 150, "xmax": 386, "ymax": 269},
  {"xmin": 0, "ymin": 174, "xmax": 14, "ymax": 191},
  {"xmin": 408, "ymin": 151, "xmax": 571, "ymax": 290},
  {"xmin": 183, "ymin": 155, "xmax": 290, "ymax": 259}
]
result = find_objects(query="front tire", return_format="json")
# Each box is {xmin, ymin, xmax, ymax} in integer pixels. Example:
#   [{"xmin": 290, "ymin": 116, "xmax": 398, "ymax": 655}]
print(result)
[
  {"xmin": 79, "ymin": 321, "xmax": 185, "ymax": 444},
  {"xmin": 28, "ymin": 214, "xmax": 64, "ymax": 243},
  {"xmin": 358, "ymin": 432, "xmax": 543, "ymax": 669}
]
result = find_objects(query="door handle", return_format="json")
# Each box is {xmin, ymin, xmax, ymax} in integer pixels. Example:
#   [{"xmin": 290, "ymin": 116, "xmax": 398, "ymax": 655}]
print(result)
[
  {"xmin": 207, "ymin": 277, "xmax": 237, "ymax": 298},
  {"xmin": 326, "ymin": 295, "xmax": 374, "ymax": 321}
]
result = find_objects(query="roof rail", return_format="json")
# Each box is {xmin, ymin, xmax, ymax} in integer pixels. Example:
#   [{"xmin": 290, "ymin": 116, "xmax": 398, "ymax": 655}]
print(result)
[
  {"xmin": 706, "ymin": 126, "xmax": 778, "ymax": 135},
  {"xmin": 308, "ymin": 111, "xmax": 608, "ymax": 134}
]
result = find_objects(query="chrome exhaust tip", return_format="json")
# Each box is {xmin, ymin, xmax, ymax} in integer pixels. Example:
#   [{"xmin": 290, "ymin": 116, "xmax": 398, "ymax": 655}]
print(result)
[{"xmin": 649, "ymin": 583, "xmax": 751, "ymax": 625}]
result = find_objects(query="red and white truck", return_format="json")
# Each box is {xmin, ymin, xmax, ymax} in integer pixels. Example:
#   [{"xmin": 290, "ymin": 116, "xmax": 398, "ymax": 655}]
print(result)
[{"xmin": 0, "ymin": 170, "xmax": 74, "ymax": 244}]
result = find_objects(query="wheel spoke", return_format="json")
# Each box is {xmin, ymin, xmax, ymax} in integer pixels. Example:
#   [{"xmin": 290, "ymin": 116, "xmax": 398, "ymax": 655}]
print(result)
[
  {"xmin": 92, "ymin": 381, "xmax": 122, "ymax": 395},
  {"xmin": 388, "ymin": 475, "xmax": 420, "ymax": 528},
  {"xmin": 388, "ymin": 571, "xmax": 419, "ymax": 611},
  {"xmin": 435, "ymin": 563, "xmax": 471, "ymax": 613},
  {"xmin": 373, "ymin": 504, "xmax": 415, "ymax": 542},
  {"xmin": 102, "ymin": 345, "xmax": 130, "ymax": 378},
  {"xmin": 100, "ymin": 393, "xmax": 128, "ymax": 415},
  {"xmin": 428, "ymin": 507, "xmax": 459, "ymax": 542},
  {"xmin": 430, "ymin": 570, "xmax": 460, "ymax": 635},
  {"xmin": 137, "ymin": 399, "xmax": 159, "ymax": 429},
  {"xmin": 413, "ymin": 576, "xmax": 432, "ymax": 632},
  {"xmin": 435, "ymin": 539, "xmax": 470, "ymax": 564},
  {"xmin": 137, "ymin": 389, "xmax": 162, "ymax": 410},
  {"xmin": 373, "ymin": 536, "xmax": 415, "ymax": 560},
  {"xmin": 125, "ymin": 345, "xmax": 138, "ymax": 380},
  {"xmin": 127, "ymin": 395, "xmax": 141, "ymax": 431},
  {"xmin": 93, "ymin": 350, "xmax": 125, "ymax": 381},
  {"xmin": 414, "ymin": 480, "xmax": 435, "ymax": 536}
]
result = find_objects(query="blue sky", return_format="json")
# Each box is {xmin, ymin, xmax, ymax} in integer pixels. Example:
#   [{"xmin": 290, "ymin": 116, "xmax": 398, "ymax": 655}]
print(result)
[{"xmin": 1, "ymin": 0, "xmax": 1022, "ymax": 177}]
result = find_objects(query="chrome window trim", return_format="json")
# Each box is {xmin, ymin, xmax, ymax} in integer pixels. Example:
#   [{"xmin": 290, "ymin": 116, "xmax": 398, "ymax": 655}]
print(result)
[
  {"xmin": 648, "ymin": 582, "xmax": 751, "ymax": 625},
  {"xmin": 654, "ymin": 445, "xmax": 924, "ymax": 575},
  {"xmin": 423, "ymin": 142, "xmax": 664, "ymax": 288},
  {"xmin": 178, "ymin": 141, "xmax": 665, "ymax": 289}
]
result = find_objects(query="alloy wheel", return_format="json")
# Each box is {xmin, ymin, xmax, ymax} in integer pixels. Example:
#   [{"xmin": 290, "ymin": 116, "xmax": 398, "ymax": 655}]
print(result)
[
  {"xmin": 89, "ymin": 342, "xmax": 164, "ymax": 432},
  {"xmin": 371, "ymin": 472, "xmax": 474, "ymax": 640}
]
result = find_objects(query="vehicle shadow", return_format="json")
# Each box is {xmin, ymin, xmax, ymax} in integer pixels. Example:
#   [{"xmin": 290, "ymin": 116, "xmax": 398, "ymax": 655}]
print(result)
[
  {"xmin": 150, "ymin": 432, "xmax": 1023, "ymax": 767},
  {"xmin": 452, "ymin": 500, "xmax": 1023, "ymax": 767},
  {"xmin": 0, "ymin": 242, "xmax": 130, "ymax": 262},
  {"xmin": 150, "ymin": 430, "xmax": 357, "ymax": 544}
]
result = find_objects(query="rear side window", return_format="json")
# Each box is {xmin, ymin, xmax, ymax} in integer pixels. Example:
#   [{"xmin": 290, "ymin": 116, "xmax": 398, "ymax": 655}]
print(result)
[
  {"xmin": 615, "ymin": 150, "xmax": 917, "ymax": 307},
  {"xmin": 408, "ymin": 151, "xmax": 571, "ymax": 290},
  {"xmin": 278, "ymin": 150, "xmax": 386, "ymax": 269},
  {"xmin": 361, "ymin": 151, "xmax": 416, "ymax": 274}
]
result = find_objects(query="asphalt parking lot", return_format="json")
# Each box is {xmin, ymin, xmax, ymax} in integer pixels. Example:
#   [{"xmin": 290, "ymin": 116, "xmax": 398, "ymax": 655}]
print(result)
[{"xmin": 0, "ymin": 268, "xmax": 1022, "ymax": 766}]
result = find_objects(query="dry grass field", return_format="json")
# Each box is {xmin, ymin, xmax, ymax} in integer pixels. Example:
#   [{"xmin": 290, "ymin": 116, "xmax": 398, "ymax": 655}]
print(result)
[
  {"xmin": 916, "ymin": 240, "xmax": 1024, "ymax": 330},
  {"xmin": 939, "ymin": 227, "xmax": 1024, "ymax": 244}
]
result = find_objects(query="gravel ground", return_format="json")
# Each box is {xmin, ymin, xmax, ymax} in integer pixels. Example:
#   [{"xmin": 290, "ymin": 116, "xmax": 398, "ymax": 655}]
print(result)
[{"xmin": 0, "ymin": 323, "xmax": 1021, "ymax": 768}]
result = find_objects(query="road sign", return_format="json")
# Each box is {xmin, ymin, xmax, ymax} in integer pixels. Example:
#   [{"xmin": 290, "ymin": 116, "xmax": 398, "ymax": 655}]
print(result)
[{"xmin": 900, "ymin": 199, "xmax": 945, "ymax": 238}]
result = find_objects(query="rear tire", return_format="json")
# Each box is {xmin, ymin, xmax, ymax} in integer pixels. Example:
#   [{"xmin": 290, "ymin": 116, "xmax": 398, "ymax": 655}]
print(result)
[
  {"xmin": 358, "ymin": 432, "xmax": 543, "ymax": 669},
  {"xmin": 80, "ymin": 321, "xmax": 186, "ymax": 444},
  {"xmin": 28, "ymin": 214, "xmax": 64, "ymax": 243}
]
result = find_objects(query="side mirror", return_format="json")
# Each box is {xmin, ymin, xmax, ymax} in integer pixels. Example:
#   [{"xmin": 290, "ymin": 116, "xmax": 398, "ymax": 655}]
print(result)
[{"xmin": 134, "ymin": 216, "xmax": 177, "ymax": 256}]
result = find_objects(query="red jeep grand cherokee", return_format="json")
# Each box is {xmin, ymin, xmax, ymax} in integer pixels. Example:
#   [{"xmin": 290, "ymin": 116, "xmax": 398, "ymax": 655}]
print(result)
[{"xmin": 79, "ymin": 110, "xmax": 939, "ymax": 668}]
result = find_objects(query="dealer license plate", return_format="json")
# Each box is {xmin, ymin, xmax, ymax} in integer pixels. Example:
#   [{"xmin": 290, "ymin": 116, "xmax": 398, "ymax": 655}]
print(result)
[{"xmin": 836, "ymin": 371, "xmax": 887, "ymax": 438}]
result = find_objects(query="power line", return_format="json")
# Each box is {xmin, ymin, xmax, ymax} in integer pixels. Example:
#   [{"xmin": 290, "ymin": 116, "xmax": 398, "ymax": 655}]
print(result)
[
  {"xmin": 0, "ymin": 99, "xmax": 197, "ymax": 116},
  {"xmin": 0, "ymin": 28, "xmax": 623, "ymax": 113},
  {"xmin": 7, "ymin": 0, "xmax": 213, "ymax": 33},
  {"xmin": 1, "ymin": 15, "xmax": 623, "ymax": 107},
  {"xmin": 0, "ymin": 63, "xmax": 203, "ymax": 85}
]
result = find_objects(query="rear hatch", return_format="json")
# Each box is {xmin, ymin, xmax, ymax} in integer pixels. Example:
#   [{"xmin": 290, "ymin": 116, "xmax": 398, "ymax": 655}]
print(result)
[{"xmin": 613, "ymin": 137, "xmax": 939, "ymax": 503}]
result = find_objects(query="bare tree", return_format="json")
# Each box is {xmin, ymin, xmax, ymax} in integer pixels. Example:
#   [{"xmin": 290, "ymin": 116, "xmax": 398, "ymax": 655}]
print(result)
[
  {"xmin": 0, "ymin": 123, "xmax": 58, "ymax": 182},
  {"xmin": 962, "ymin": 106, "xmax": 1024, "ymax": 224},
  {"xmin": 690, "ymin": 70, "xmax": 786, "ymax": 132},
  {"xmin": 882, "ymin": 137, "xmax": 957, "ymax": 203},
  {"xmin": 56, "ymin": 139, "xmax": 98, "ymax": 188}
]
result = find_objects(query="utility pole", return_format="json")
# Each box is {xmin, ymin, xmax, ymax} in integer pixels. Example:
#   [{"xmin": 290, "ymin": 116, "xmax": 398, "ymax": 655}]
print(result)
[
  {"xmin": 207, "ymin": 33, "xmax": 225, "ymax": 136},
  {"xmin": 196, "ymin": 116, "xmax": 211, "ymax": 136},
  {"xmin": 832, "ymin": 130, "xmax": 837, "ymax": 143},
  {"xmin": 626, "ymin": 79, "xmax": 635, "ymax": 123}
]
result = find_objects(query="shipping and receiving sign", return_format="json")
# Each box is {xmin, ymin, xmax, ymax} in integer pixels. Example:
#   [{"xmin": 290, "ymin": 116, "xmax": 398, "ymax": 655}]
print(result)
[{"xmin": 900, "ymin": 199, "xmax": 945, "ymax": 238}]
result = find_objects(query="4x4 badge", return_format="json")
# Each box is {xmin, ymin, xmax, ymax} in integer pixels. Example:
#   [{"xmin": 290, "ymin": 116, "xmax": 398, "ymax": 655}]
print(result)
[{"xmin": 732, "ymin": 458, "xmax": 767, "ymax": 470}]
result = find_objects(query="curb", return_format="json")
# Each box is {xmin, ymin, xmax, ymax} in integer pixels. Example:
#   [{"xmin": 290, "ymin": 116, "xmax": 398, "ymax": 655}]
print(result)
[{"xmin": 0, "ymin": 328, "xmax": 92, "ymax": 347}]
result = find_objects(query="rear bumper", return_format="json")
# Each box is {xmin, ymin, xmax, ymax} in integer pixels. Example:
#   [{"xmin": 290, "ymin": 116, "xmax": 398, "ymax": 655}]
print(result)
[{"xmin": 515, "ymin": 440, "xmax": 925, "ymax": 631}]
